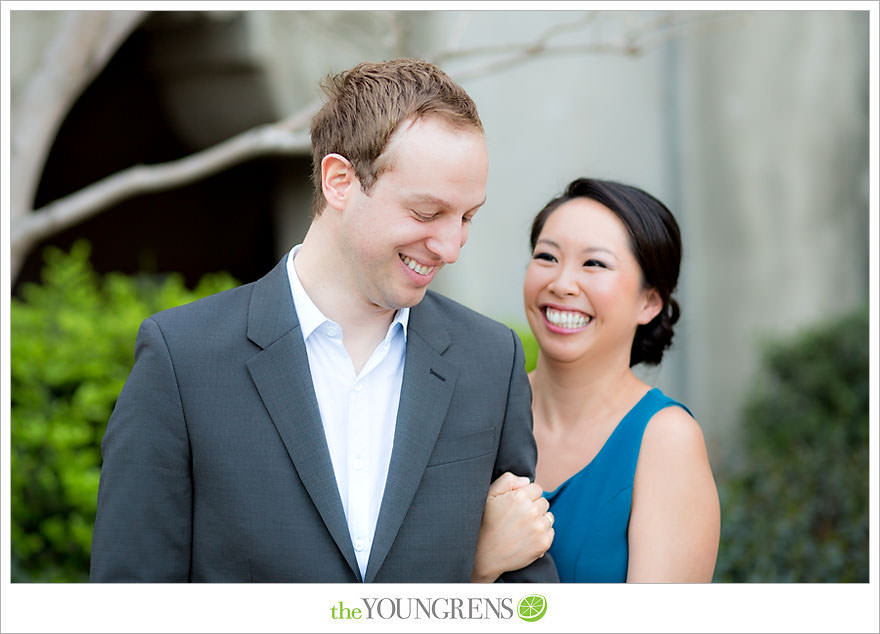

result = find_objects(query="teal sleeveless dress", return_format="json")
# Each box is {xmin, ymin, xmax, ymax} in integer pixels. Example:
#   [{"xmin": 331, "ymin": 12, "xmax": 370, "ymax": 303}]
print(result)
[{"xmin": 543, "ymin": 388, "xmax": 692, "ymax": 582}]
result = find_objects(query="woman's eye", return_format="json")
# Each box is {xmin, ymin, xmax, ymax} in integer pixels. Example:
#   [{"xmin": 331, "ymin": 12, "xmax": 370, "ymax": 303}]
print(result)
[
  {"xmin": 533, "ymin": 252, "xmax": 556, "ymax": 262},
  {"xmin": 584, "ymin": 259, "xmax": 607, "ymax": 268}
]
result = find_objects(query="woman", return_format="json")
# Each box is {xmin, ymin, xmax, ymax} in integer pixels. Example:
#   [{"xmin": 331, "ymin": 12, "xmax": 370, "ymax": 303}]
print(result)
[{"xmin": 472, "ymin": 178, "xmax": 720, "ymax": 583}]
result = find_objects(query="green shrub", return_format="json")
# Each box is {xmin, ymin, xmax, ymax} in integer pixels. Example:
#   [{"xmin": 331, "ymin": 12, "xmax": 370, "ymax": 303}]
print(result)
[
  {"xmin": 11, "ymin": 241, "xmax": 238, "ymax": 582},
  {"xmin": 513, "ymin": 325, "xmax": 539, "ymax": 373},
  {"xmin": 714, "ymin": 307, "xmax": 869, "ymax": 582}
]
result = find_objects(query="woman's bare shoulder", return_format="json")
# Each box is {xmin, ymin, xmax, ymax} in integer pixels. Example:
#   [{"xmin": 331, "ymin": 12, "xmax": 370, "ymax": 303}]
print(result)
[{"xmin": 640, "ymin": 403, "xmax": 707, "ymax": 460}]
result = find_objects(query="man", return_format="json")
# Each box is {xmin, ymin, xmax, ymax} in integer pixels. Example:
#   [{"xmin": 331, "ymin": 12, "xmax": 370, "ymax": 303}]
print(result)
[{"xmin": 90, "ymin": 59, "xmax": 557, "ymax": 582}]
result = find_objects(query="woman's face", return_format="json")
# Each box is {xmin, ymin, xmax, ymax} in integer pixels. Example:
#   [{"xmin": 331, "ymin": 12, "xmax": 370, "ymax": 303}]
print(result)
[{"xmin": 523, "ymin": 197, "xmax": 661, "ymax": 366}]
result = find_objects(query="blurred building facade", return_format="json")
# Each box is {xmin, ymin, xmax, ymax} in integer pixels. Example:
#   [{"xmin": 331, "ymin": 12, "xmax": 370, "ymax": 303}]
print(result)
[{"xmin": 10, "ymin": 9, "xmax": 870, "ymax": 456}]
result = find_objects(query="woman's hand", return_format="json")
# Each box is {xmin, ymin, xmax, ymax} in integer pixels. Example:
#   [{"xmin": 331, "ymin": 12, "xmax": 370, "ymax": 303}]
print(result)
[{"xmin": 471, "ymin": 472, "xmax": 555, "ymax": 583}]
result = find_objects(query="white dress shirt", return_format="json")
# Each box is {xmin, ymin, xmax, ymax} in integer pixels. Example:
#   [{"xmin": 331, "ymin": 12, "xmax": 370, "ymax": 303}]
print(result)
[{"xmin": 286, "ymin": 245, "xmax": 408, "ymax": 579}]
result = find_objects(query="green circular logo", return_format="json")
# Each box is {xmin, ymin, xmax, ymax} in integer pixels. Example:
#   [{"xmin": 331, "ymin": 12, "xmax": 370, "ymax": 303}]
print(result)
[{"xmin": 517, "ymin": 594, "xmax": 547, "ymax": 622}]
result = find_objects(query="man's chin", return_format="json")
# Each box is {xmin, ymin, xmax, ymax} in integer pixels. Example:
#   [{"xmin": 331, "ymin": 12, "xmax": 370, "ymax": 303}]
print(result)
[{"xmin": 388, "ymin": 288, "xmax": 429, "ymax": 310}]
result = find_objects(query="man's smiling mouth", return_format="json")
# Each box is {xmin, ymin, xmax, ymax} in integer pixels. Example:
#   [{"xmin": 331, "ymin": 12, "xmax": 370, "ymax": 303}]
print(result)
[{"xmin": 400, "ymin": 254, "xmax": 436, "ymax": 276}]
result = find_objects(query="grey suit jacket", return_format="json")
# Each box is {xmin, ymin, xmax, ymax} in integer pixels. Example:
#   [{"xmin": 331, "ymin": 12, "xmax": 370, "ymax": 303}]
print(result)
[{"xmin": 90, "ymin": 256, "xmax": 558, "ymax": 582}]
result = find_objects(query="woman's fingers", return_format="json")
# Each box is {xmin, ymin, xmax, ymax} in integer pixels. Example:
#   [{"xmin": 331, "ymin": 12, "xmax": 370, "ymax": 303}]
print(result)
[
  {"xmin": 488, "ymin": 472, "xmax": 532, "ymax": 497},
  {"xmin": 513, "ymin": 481, "xmax": 545, "ymax": 502}
]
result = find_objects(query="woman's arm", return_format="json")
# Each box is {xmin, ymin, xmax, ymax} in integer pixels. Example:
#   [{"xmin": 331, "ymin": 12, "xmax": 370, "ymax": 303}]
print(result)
[
  {"xmin": 471, "ymin": 472, "xmax": 555, "ymax": 582},
  {"xmin": 627, "ymin": 407, "xmax": 721, "ymax": 582}
]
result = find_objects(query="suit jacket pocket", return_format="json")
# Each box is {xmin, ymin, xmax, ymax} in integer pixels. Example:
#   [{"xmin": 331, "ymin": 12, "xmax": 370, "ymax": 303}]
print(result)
[{"xmin": 426, "ymin": 426, "xmax": 496, "ymax": 467}]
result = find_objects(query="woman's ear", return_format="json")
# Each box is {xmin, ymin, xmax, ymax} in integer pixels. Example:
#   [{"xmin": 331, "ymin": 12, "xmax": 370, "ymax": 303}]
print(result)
[
  {"xmin": 320, "ymin": 153, "xmax": 356, "ymax": 211},
  {"xmin": 637, "ymin": 288, "xmax": 663, "ymax": 325}
]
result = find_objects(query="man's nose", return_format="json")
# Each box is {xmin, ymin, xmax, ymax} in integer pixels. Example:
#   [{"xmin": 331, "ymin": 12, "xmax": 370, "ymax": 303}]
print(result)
[{"xmin": 426, "ymin": 217, "xmax": 467, "ymax": 264}]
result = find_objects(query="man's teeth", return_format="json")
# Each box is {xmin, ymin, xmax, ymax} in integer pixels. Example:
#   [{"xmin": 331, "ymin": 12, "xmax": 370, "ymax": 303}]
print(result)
[
  {"xmin": 401, "ymin": 255, "xmax": 435, "ymax": 276},
  {"xmin": 545, "ymin": 307, "xmax": 591, "ymax": 329}
]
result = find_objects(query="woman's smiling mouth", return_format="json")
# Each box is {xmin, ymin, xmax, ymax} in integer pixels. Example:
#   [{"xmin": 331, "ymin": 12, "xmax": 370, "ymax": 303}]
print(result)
[{"xmin": 542, "ymin": 305, "xmax": 593, "ymax": 331}]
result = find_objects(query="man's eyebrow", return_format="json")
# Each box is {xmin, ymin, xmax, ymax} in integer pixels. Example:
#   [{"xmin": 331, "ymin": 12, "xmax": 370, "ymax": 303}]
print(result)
[{"xmin": 407, "ymin": 193, "xmax": 487, "ymax": 212}]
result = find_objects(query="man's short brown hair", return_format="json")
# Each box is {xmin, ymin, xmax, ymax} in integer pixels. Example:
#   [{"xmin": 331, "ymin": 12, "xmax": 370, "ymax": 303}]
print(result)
[{"xmin": 309, "ymin": 58, "xmax": 483, "ymax": 216}]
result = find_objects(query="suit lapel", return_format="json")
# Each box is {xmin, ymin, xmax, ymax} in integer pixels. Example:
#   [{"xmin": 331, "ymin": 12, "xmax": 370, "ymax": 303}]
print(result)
[
  {"xmin": 365, "ymin": 297, "xmax": 458, "ymax": 582},
  {"xmin": 245, "ymin": 258, "xmax": 361, "ymax": 581}
]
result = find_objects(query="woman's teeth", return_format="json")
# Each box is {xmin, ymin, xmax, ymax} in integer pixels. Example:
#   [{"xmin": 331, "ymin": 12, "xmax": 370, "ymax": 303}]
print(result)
[{"xmin": 545, "ymin": 307, "xmax": 590, "ymax": 329}]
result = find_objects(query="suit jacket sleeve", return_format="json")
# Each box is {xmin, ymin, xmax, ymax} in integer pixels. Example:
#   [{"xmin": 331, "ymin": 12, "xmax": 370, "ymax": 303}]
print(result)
[
  {"xmin": 493, "ymin": 329, "xmax": 559, "ymax": 583},
  {"xmin": 90, "ymin": 317, "xmax": 192, "ymax": 581}
]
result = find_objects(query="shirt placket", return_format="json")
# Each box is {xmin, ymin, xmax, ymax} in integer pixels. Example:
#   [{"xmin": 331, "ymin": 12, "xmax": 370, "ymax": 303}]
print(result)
[
  {"xmin": 346, "ymin": 333, "xmax": 394, "ymax": 575},
  {"xmin": 348, "ymin": 374, "xmax": 370, "ymax": 570}
]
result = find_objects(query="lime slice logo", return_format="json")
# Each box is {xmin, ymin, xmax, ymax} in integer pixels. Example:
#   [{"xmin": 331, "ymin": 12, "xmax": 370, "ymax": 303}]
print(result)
[{"xmin": 517, "ymin": 594, "xmax": 547, "ymax": 622}]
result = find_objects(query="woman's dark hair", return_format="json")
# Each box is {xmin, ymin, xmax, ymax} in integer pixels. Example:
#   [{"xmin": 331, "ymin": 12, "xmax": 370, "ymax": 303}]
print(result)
[{"xmin": 529, "ymin": 178, "xmax": 682, "ymax": 366}]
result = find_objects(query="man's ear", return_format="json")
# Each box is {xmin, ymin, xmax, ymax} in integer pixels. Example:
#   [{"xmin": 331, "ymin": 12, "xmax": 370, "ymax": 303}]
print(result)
[
  {"xmin": 321, "ymin": 153, "xmax": 356, "ymax": 211},
  {"xmin": 637, "ymin": 288, "xmax": 663, "ymax": 325}
]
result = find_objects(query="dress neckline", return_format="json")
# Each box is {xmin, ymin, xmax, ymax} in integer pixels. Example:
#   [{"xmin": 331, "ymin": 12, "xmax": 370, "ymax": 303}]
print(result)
[{"xmin": 543, "ymin": 387, "xmax": 659, "ymax": 500}]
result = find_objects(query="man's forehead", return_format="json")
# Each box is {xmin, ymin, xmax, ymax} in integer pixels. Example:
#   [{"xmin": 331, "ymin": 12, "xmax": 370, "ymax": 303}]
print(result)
[{"xmin": 383, "ymin": 115, "xmax": 484, "ymax": 157}]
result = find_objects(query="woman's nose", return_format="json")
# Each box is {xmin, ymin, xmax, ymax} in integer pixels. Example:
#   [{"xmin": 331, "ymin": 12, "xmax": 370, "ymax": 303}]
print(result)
[{"xmin": 548, "ymin": 266, "xmax": 579, "ymax": 296}]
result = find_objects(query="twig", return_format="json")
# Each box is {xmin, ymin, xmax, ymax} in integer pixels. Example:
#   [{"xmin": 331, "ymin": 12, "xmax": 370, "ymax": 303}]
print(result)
[
  {"xmin": 431, "ymin": 12, "xmax": 599, "ymax": 64},
  {"xmin": 433, "ymin": 11, "xmax": 736, "ymax": 80},
  {"xmin": 12, "ymin": 123, "xmax": 311, "ymax": 250}
]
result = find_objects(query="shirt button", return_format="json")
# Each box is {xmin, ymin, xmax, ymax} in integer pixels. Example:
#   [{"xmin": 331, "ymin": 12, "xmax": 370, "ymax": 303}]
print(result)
[
  {"xmin": 354, "ymin": 539, "xmax": 365, "ymax": 552},
  {"xmin": 326, "ymin": 324, "xmax": 340, "ymax": 337},
  {"xmin": 353, "ymin": 383, "xmax": 363, "ymax": 392},
  {"xmin": 353, "ymin": 458, "xmax": 364, "ymax": 470}
]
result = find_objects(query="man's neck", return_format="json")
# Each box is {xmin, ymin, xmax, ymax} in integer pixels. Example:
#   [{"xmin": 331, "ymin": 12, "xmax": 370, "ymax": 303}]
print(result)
[{"xmin": 295, "ymin": 223, "xmax": 398, "ymax": 373}]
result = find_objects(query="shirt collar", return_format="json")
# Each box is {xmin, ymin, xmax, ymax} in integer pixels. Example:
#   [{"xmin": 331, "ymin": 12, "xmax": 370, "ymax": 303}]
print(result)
[{"xmin": 286, "ymin": 244, "xmax": 409, "ymax": 341}]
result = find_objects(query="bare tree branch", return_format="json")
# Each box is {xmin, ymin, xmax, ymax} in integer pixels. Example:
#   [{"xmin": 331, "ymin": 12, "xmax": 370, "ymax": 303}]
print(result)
[
  {"xmin": 11, "ymin": 11, "xmax": 146, "ymax": 221},
  {"xmin": 9, "ymin": 10, "xmax": 735, "ymax": 282},
  {"xmin": 430, "ymin": 12, "xmax": 599, "ymax": 64},
  {"xmin": 450, "ymin": 42, "xmax": 642, "ymax": 82},
  {"xmin": 11, "ymin": 119, "xmax": 312, "ymax": 255},
  {"xmin": 623, "ymin": 10, "xmax": 747, "ymax": 52},
  {"xmin": 435, "ymin": 11, "xmax": 734, "ymax": 80}
]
